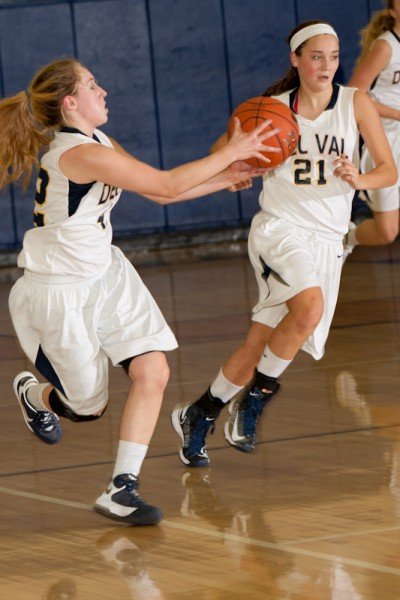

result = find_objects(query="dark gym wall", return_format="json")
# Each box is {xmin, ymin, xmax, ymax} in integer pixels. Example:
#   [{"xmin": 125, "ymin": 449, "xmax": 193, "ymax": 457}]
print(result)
[{"xmin": 0, "ymin": 0, "xmax": 384, "ymax": 249}]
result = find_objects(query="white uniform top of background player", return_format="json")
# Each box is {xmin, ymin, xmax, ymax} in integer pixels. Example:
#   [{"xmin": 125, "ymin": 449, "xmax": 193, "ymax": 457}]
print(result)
[
  {"xmin": 349, "ymin": 1, "xmax": 400, "ymax": 123},
  {"xmin": 369, "ymin": 29, "xmax": 400, "ymax": 118},
  {"xmin": 347, "ymin": 0, "xmax": 400, "ymax": 246}
]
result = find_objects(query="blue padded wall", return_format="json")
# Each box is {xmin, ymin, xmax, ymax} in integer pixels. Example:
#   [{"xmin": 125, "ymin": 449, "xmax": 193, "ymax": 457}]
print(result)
[
  {"xmin": 222, "ymin": 0, "xmax": 298, "ymax": 219},
  {"xmin": 74, "ymin": 0, "xmax": 165, "ymax": 234},
  {"xmin": 0, "ymin": 0, "xmax": 383, "ymax": 248},
  {"xmin": 0, "ymin": 1, "xmax": 75, "ymax": 246},
  {"xmin": 148, "ymin": 0, "xmax": 238, "ymax": 229}
]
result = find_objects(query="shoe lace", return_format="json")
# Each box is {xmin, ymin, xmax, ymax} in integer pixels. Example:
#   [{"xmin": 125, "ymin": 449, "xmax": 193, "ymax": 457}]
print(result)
[
  {"xmin": 242, "ymin": 391, "xmax": 266, "ymax": 437},
  {"xmin": 113, "ymin": 474, "xmax": 150, "ymax": 508},
  {"xmin": 124, "ymin": 479, "xmax": 140, "ymax": 497},
  {"xmin": 117, "ymin": 474, "xmax": 143, "ymax": 500},
  {"xmin": 188, "ymin": 417, "xmax": 215, "ymax": 456},
  {"xmin": 35, "ymin": 411, "xmax": 59, "ymax": 431}
]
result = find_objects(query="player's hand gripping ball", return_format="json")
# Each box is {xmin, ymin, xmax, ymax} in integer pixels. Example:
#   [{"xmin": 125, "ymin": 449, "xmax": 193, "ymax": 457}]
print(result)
[{"xmin": 228, "ymin": 96, "xmax": 299, "ymax": 168}]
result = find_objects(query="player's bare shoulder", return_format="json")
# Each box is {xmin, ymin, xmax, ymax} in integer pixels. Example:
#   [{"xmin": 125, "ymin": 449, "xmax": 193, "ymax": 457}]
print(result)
[
  {"xmin": 352, "ymin": 88, "xmax": 379, "ymax": 123},
  {"xmin": 59, "ymin": 143, "xmax": 115, "ymax": 184}
]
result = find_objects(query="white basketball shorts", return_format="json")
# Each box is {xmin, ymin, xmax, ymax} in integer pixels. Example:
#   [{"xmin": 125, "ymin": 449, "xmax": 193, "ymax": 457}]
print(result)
[
  {"xmin": 360, "ymin": 120, "xmax": 400, "ymax": 212},
  {"xmin": 248, "ymin": 213, "xmax": 343, "ymax": 360},
  {"xmin": 9, "ymin": 245, "xmax": 178, "ymax": 415}
]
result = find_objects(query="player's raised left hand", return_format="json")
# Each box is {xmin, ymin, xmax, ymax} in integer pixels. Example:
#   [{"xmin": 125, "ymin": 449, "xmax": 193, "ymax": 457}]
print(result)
[{"xmin": 333, "ymin": 154, "xmax": 361, "ymax": 189}]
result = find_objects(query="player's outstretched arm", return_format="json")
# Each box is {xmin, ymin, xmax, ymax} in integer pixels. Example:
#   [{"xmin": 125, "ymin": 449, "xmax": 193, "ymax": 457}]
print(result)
[
  {"xmin": 108, "ymin": 138, "xmax": 268, "ymax": 203},
  {"xmin": 59, "ymin": 119, "xmax": 276, "ymax": 200},
  {"xmin": 143, "ymin": 162, "xmax": 268, "ymax": 203}
]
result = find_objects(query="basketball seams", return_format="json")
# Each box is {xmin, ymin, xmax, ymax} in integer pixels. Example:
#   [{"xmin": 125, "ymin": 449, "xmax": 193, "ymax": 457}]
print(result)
[
  {"xmin": 235, "ymin": 108, "xmax": 297, "ymax": 127},
  {"xmin": 228, "ymin": 96, "xmax": 299, "ymax": 168},
  {"xmin": 255, "ymin": 116, "xmax": 276, "ymax": 167}
]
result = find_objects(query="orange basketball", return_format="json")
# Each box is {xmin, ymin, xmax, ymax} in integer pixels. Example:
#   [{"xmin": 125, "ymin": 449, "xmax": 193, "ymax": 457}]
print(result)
[{"xmin": 227, "ymin": 96, "xmax": 299, "ymax": 168}]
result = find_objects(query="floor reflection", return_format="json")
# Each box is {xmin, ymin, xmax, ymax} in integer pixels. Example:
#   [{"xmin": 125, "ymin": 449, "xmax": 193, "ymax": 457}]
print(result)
[
  {"xmin": 335, "ymin": 369, "xmax": 400, "ymax": 516},
  {"xmin": 178, "ymin": 465, "xmax": 392, "ymax": 599},
  {"xmin": 45, "ymin": 578, "xmax": 77, "ymax": 600},
  {"xmin": 96, "ymin": 527, "xmax": 166, "ymax": 600}
]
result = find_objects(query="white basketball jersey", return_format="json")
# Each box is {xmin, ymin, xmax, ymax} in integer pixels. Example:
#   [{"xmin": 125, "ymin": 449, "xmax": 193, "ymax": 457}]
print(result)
[
  {"xmin": 259, "ymin": 84, "xmax": 358, "ymax": 239},
  {"xmin": 18, "ymin": 127, "xmax": 122, "ymax": 281},
  {"xmin": 369, "ymin": 30, "xmax": 400, "ymax": 119}
]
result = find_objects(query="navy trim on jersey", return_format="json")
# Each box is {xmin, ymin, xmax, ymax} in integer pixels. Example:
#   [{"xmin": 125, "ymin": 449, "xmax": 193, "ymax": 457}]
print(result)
[
  {"xmin": 68, "ymin": 181, "xmax": 95, "ymax": 216},
  {"xmin": 59, "ymin": 126, "xmax": 98, "ymax": 214},
  {"xmin": 289, "ymin": 82, "xmax": 340, "ymax": 113},
  {"xmin": 390, "ymin": 29, "xmax": 400, "ymax": 44},
  {"xmin": 59, "ymin": 125, "xmax": 100, "ymax": 143},
  {"xmin": 289, "ymin": 88, "xmax": 297, "ymax": 110},
  {"xmin": 370, "ymin": 76, "xmax": 378, "ymax": 91}
]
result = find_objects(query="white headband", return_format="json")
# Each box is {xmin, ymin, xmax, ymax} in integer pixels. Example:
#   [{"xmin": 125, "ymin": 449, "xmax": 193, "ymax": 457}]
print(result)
[{"xmin": 290, "ymin": 24, "xmax": 338, "ymax": 52}]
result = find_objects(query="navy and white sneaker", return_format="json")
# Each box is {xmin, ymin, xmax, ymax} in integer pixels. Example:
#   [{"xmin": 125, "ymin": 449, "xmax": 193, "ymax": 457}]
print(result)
[
  {"xmin": 94, "ymin": 473, "xmax": 163, "ymax": 526},
  {"xmin": 224, "ymin": 383, "xmax": 278, "ymax": 452},
  {"xmin": 171, "ymin": 404, "xmax": 215, "ymax": 467},
  {"xmin": 13, "ymin": 371, "xmax": 61, "ymax": 445}
]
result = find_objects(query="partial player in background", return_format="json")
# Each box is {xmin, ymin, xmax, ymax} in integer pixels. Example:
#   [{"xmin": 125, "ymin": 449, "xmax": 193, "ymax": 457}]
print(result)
[
  {"xmin": 172, "ymin": 20, "xmax": 397, "ymax": 467},
  {"xmin": 0, "ymin": 57, "xmax": 277, "ymax": 525},
  {"xmin": 346, "ymin": 0, "xmax": 400, "ymax": 258}
]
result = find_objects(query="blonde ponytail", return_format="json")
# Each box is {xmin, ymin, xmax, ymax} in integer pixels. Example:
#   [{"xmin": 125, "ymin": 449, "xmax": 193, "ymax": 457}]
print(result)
[
  {"xmin": 0, "ymin": 57, "xmax": 81, "ymax": 189},
  {"xmin": 0, "ymin": 91, "xmax": 51, "ymax": 188},
  {"xmin": 356, "ymin": 4, "xmax": 396, "ymax": 65}
]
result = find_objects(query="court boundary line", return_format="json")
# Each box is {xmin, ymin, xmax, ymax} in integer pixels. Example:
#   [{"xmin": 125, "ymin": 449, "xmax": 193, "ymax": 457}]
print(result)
[{"xmin": 0, "ymin": 484, "xmax": 399, "ymax": 577}]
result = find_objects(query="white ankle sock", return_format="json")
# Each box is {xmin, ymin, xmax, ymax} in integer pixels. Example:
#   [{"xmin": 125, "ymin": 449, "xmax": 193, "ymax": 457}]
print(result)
[
  {"xmin": 210, "ymin": 369, "xmax": 244, "ymax": 403},
  {"xmin": 26, "ymin": 384, "xmax": 50, "ymax": 411},
  {"xmin": 113, "ymin": 440, "xmax": 148, "ymax": 479},
  {"xmin": 257, "ymin": 346, "xmax": 292, "ymax": 378}
]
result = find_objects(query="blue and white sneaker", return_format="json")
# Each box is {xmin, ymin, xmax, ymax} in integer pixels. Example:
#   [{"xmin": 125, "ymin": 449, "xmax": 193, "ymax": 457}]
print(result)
[
  {"xmin": 94, "ymin": 473, "xmax": 163, "ymax": 525},
  {"xmin": 224, "ymin": 382, "xmax": 278, "ymax": 452},
  {"xmin": 171, "ymin": 404, "xmax": 215, "ymax": 467},
  {"xmin": 13, "ymin": 371, "xmax": 61, "ymax": 445}
]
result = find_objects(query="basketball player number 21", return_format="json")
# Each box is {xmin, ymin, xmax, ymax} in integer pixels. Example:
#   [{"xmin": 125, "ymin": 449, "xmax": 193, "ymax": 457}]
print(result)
[{"xmin": 294, "ymin": 158, "xmax": 327, "ymax": 185}]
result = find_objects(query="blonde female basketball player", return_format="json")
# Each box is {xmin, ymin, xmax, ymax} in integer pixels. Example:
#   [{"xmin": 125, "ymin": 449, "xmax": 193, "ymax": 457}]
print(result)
[
  {"xmin": 0, "ymin": 57, "xmax": 277, "ymax": 525},
  {"xmin": 172, "ymin": 20, "xmax": 397, "ymax": 467},
  {"xmin": 346, "ymin": 0, "xmax": 400, "ymax": 256}
]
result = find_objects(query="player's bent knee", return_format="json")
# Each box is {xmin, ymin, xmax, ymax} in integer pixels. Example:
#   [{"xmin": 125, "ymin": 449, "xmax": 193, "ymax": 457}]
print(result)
[
  {"xmin": 142, "ymin": 360, "xmax": 170, "ymax": 393},
  {"xmin": 156, "ymin": 357, "xmax": 170, "ymax": 386},
  {"xmin": 126, "ymin": 352, "xmax": 170, "ymax": 390},
  {"xmin": 48, "ymin": 389, "xmax": 107, "ymax": 422},
  {"xmin": 379, "ymin": 226, "xmax": 399, "ymax": 244},
  {"xmin": 293, "ymin": 304, "xmax": 323, "ymax": 334}
]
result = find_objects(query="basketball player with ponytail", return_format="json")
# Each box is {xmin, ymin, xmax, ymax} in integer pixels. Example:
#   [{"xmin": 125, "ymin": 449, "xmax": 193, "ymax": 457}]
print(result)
[
  {"xmin": 346, "ymin": 1, "xmax": 400, "ymax": 256},
  {"xmin": 172, "ymin": 20, "xmax": 396, "ymax": 467},
  {"xmin": 0, "ymin": 58, "xmax": 277, "ymax": 525}
]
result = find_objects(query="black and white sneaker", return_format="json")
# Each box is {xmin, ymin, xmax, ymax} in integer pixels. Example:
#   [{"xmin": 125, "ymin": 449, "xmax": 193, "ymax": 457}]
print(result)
[
  {"xmin": 171, "ymin": 404, "xmax": 215, "ymax": 467},
  {"xmin": 94, "ymin": 473, "xmax": 163, "ymax": 526},
  {"xmin": 224, "ymin": 378, "xmax": 279, "ymax": 452},
  {"xmin": 13, "ymin": 371, "xmax": 61, "ymax": 445}
]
